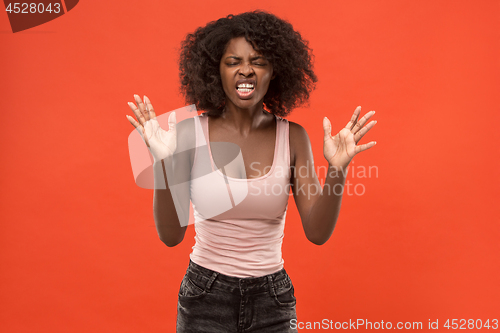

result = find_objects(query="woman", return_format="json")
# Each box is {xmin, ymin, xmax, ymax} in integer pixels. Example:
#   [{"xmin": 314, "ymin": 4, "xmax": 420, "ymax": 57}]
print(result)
[{"xmin": 126, "ymin": 11, "xmax": 376, "ymax": 333}]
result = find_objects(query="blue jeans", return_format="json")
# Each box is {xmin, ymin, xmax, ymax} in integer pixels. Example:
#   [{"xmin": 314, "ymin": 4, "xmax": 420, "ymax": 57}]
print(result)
[{"xmin": 176, "ymin": 260, "xmax": 298, "ymax": 332}]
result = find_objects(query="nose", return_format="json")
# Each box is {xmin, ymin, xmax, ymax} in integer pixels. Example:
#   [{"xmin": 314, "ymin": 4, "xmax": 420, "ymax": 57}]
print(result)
[{"xmin": 239, "ymin": 62, "xmax": 254, "ymax": 76}]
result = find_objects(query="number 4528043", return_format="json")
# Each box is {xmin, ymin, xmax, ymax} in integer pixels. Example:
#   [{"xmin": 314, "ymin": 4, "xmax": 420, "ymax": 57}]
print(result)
[
  {"xmin": 443, "ymin": 319, "xmax": 498, "ymax": 330},
  {"xmin": 5, "ymin": 3, "xmax": 62, "ymax": 14}
]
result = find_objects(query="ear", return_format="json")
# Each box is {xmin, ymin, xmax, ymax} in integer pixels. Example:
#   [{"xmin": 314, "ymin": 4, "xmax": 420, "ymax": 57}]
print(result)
[{"xmin": 271, "ymin": 71, "xmax": 276, "ymax": 80}]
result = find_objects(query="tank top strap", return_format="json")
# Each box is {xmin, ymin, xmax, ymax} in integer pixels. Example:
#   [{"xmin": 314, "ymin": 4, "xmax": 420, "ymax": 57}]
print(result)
[
  {"xmin": 198, "ymin": 112, "xmax": 208, "ymax": 145},
  {"xmin": 274, "ymin": 115, "xmax": 290, "ymax": 171}
]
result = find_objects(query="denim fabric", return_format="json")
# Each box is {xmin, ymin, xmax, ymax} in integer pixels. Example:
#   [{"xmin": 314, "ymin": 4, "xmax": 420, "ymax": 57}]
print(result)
[{"xmin": 176, "ymin": 260, "xmax": 298, "ymax": 332}]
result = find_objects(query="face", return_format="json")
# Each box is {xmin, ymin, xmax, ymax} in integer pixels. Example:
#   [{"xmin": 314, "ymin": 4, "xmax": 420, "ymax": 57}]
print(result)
[{"xmin": 219, "ymin": 37, "xmax": 274, "ymax": 110}]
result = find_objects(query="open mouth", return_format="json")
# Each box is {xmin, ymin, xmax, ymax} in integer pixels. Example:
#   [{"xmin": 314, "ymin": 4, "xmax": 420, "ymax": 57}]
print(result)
[{"xmin": 236, "ymin": 83, "xmax": 255, "ymax": 99}]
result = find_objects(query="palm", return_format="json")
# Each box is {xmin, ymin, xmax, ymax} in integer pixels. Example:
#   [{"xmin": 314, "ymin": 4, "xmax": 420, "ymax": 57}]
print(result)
[
  {"xmin": 323, "ymin": 106, "xmax": 377, "ymax": 170},
  {"xmin": 126, "ymin": 94, "xmax": 177, "ymax": 162},
  {"xmin": 142, "ymin": 117, "xmax": 177, "ymax": 160}
]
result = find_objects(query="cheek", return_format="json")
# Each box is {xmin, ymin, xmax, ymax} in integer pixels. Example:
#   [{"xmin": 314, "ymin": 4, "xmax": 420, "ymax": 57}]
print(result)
[
  {"xmin": 220, "ymin": 69, "xmax": 237, "ymax": 89},
  {"xmin": 219, "ymin": 73, "xmax": 231, "ymax": 94},
  {"xmin": 260, "ymin": 72, "xmax": 273, "ymax": 90}
]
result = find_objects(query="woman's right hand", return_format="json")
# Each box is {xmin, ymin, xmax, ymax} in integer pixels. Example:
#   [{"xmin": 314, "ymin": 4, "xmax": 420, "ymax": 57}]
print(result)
[{"xmin": 126, "ymin": 94, "xmax": 177, "ymax": 162}]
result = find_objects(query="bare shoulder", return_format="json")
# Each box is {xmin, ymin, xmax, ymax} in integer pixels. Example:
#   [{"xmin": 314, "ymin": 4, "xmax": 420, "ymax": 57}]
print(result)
[
  {"xmin": 176, "ymin": 117, "xmax": 195, "ymax": 132},
  {"xmin": 175, "ymin": 117, "xmax": 197, "ymax": 167},
  {"xmin": 288, "ymin": 121, "xmax": 313, "ymax": 166},
  {"xmin": 288, "ymin": 121, "xmax": 309, "ymax": 140},
  {"xmin": 176, "ymin": 117, "xmax": 196, "ymax": 141}
]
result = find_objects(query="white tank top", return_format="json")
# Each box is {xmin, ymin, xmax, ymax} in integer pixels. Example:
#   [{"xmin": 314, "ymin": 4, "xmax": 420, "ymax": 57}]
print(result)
[{"xmin": 189, "ymin": 112, "xmax": 291, "ymax": 277}]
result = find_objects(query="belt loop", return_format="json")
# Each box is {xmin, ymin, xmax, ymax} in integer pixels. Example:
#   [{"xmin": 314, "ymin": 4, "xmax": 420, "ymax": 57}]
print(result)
[
  {"xmin": 206, "ymin": 272, "xmax": 218, "ymax": 291},
  {"xmin": 267, "ymin": 275, "xmax": 276, "ymax": 297}
]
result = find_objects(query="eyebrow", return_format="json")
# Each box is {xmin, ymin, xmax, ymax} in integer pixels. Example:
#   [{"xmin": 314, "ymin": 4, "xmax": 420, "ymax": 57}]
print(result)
[{"xmin": 225, "ymin": 55, "xmax": 266, "ymax": 61}]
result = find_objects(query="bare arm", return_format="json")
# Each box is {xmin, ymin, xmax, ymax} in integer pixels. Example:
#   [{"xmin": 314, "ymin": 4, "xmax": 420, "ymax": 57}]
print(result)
[
  {"xmin": 290, "ymin": 128, "xmax": 346, "ymax": 245},
  {"xmin": 152, "ymin": 118, "xmax": 195, "ymax": 246},
  {"xmin": 150, "ymin": 159, "xmax": 186, "ymax": 246},
  {"xmin": 127, "ymin": 95, "xmax": 192, "ymax": 247},
  {"xmin": 290, "ymin": 106, "xmax": 377, "ymax": 245}
]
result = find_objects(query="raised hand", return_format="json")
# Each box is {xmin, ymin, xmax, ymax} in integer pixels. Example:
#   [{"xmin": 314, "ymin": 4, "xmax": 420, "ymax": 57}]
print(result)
[
  {"xmin": 323, "ymin": 106, "xmax": 377, "ymax": 170},
  {"xmin": 126, "ymin": 94, "xmax": 177, "ymax": 162}
]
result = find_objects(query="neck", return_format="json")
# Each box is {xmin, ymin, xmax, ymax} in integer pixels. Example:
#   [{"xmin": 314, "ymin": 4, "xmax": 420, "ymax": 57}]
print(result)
[{"xmin": 221, "ymin": 102, "xmax": 269, "ymax": 133}]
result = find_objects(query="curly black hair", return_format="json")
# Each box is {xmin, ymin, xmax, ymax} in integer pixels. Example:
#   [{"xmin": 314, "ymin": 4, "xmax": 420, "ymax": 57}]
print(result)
[{"xmin": 178, "ymin": 10, "xmax": 317, "ymax": 117}]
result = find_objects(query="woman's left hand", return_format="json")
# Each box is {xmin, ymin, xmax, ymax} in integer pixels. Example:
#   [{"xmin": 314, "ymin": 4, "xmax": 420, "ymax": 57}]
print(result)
[{"xmin": 323, "ymin": 106, "xmax": 377, "ymax": 171}]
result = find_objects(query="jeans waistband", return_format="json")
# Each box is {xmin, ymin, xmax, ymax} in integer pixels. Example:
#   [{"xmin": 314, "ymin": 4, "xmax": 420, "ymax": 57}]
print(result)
[{"xmin": 186, "ymin": 260, "xmax": 290, "ymax": 296}]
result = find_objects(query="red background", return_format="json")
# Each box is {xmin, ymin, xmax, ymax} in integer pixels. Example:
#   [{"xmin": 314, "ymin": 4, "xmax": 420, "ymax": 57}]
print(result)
[{"xmin": 1, "ymin": 0, "xmax": 498, "ymax": 331}]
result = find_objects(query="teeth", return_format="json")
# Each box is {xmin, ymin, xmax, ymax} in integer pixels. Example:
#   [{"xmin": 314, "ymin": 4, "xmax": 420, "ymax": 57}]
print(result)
[{"xmin": 237, "ymin": 83, "xmax": 254, "ymax": 89}]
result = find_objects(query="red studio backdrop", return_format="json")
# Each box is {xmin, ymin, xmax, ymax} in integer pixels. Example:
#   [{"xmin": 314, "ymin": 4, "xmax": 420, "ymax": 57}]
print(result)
[{"xmin": 1, "ymin": 0, "xmax": 498, "ymax": 332}]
